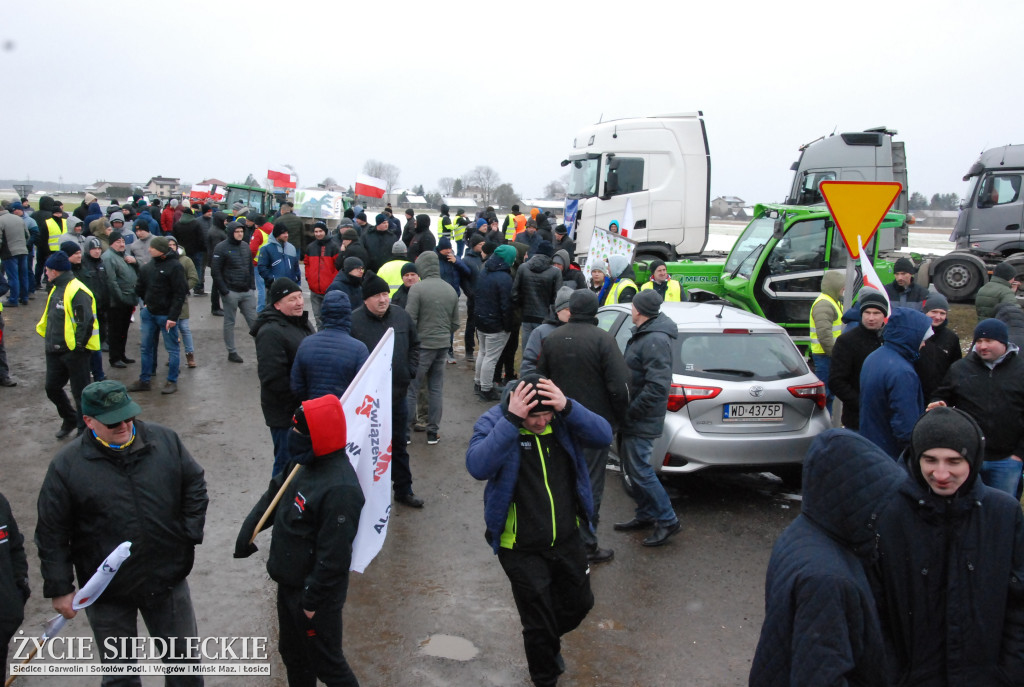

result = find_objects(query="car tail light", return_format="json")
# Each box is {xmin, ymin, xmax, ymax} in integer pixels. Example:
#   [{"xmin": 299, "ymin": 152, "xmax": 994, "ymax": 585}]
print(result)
[
  {"xmin": 788, "ymin": 381, "xmax": 826, "ymax": 409},
  {"xmin": 667, "ymin": 384, "xmax": 722, "ymax": 412},
  {"xmin": 722, "ymin": 328, "xmax": 751, "ymax": 334}
]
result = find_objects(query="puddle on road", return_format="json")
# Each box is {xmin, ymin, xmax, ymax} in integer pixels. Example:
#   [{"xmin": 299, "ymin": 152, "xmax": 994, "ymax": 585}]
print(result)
[
  {"xmin": 596, "ymin": 618, "xmax": 625, "ymax": 630},
  {"xmin": 419, "ymin": 634, "xmax": 479, "ymax": 661}
]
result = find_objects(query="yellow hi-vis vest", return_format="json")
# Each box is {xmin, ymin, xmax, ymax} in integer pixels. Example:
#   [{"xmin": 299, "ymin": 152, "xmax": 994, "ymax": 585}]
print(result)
[
  {"xmin": 36, "ymin": 278, "xmax": 100, "ymax": 351},
  {"xmin": 607, "ymin": 278, "xmax": 638, "ymax": 304},
  {"xmin": 45, "ymin": 218, "xmax": 65, "ymax": 251},
  {"xmin": 437, "ymin": 215, "xmax": 453, "ymax": 239},
  {"xmin": 253, "ymin": 228, "xmax": 270, "ymax": 265},
  {"xmin": 640, "ymin": 279, "xmax": 682, "ymax": 302},
  {"xmin": 504, "ymin": 215, "xmax": 517, "ymax": 241},
  {"xmin": 377, "ymin": 259, "xmax": 407, "ymax": 296},
  {"xmin": 808, "ymin": 293, "xmax": 843, "ymax": 355},
  {"xmin": 453, "ymin": 218, "xmax": 466, "ymax": 242}
]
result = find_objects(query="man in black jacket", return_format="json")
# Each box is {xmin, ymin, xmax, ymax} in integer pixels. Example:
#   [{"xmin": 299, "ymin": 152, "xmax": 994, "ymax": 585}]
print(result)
[
  {"xmin": 0, "ymin": 490, "xmax": 29, "ymax": 681},
  {"xmin": 129, "ymin": 236, "xmax": 189, "ymax": 395},
  {"xmin": 37, "ymin": 380, "xmax": 209, "ymax": 682},
  {"xmin": 929, "ymin": 318, "xmax": 1024, "ymax": 497},
  {"xmin": 884, "ymin": 257, "xmax": 928, "ymax": 311},
  {"xmin": 829, "ymin": 289, "xmax": 887, "ymax": 430},
  {"xmin": 915, "ymin": 292, "xmax": 962, "ymax": 400},
  {"xmin": 251, "ymin": 278, "xmax": 314, "ymax": 476},
  {"xmin": 474, "ymin": 246, "xmax": 516, "ymax": 401},
  {"xmin": 350, "ymin": 275, "xmax": 423, "ymax": 507},
  {"xmin": 211, "ymin": 221, "xmax": 257, "ymax": 363},
  {"xmin": 614, "ymin": 290, "xmax": 680, "ymax": 547},
  {"xmin": 235, "ymin": 395, "xmax": 364, "ymax": 687},
  {"xmin": 537, "ymin": 289, "xmax": 630, "ymax": 564},
  {"xmin": 872, "ymin": 407, "xmax": 1024, "ymax": 686}
]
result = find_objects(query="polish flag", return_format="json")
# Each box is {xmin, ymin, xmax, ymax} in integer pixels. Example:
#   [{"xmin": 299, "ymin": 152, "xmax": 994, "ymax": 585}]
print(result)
[
  {"xmin": 858, "ymin": 236, "xmax": 891, "ymax": 317},
  {"xmin": 267, "ymin": 169, "xmax": 297, "ymax": 189},
  {"xmin": 354, "ymin": 174, "xmax": 386, "ymax": 198}
]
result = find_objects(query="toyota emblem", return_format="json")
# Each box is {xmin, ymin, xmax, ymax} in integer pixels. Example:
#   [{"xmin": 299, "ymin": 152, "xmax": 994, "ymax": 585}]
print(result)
[{"xmin": 748, "ymin": 385, "xmax": 764, "ymax": 398}]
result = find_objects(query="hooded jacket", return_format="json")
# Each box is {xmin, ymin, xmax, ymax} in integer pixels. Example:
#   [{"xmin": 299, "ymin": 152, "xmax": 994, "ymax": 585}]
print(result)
[
  {"xmin": 73, "ymin": 250, "xmax": 110, "ymax": 311},
  {"xmin": 512, "ymin": 254, "xmax": 563, "ymax": 324},
  {"xmin": 349, "ymin": 302, "xmax": 420, "ymax": 392},
  {"xmin": 302, "ymin": 235, "xmax": 340, "ymax": 295},
  {"xmin": 251, "ymin": 305, "xmax": 314, "ymax": 427},
  {"xmin": 994, "ymin": 302, "xmax": 1024, "ymax": 351},
  {"xmin": 361, "ymin": 226, "xmax": 398, "ymax": 272},
  {"xmin": 101, "ymin": 246, "xmax": 139, "ymax": 307},
  {"xmin": 257, "ymin": 235, "xmax": 301, "ymax": 288},
  {"xmin": 436, "ymin": 247, "xmax": 471, "ymax": 297},
  {"xmin": 405, "ymin": 251, "xmax": 460, "ymax": 349},
  {"xmin": 915, "ymin": 319, "xmax": 962, "ymax": 400},
  {"xmin": 466, "ymin": 387, "xmax": 612, "ymax": 554},
  {"xmin": 211, "ymin": 233, "xmax": 255, "ymax": 294},
  {"xmin": 172, "ymin": 210, "xmax": 204, "ymax": 259},
  {"xmin": 408, "ymin": 214, "xmax": 436, "ymax": 262},
  {"xmin": 206, "ymin": 212, "xmax": 228, "ymax": 257},
  {"xmin": 975, "ymin": 275, "xmax": 1018, "ymax": 319},
  {"xmin": 326, "ymin": 267, "xmax": 363, "ymax": 309},
  {"xmin": 811, "ymin": 270, "xmax": 845, "ymax": 356},
  {"xmin": 82, "ymin": 202, "xmax": 103, "ymax": 233},
  {"xmin": 554, "ymin": 249, "xmax": 587, "ymax": 290},
  {"xmin": 750, "ymin": 430, "xmax": 906, "ymax": 687},
  {"xmin": 135, "ymin": 249, "xmax": 188, "ymax": 322},
  {"xmin": 474, "ymin": 254, "xmax": 514, "ymax": 334},
  {"xmin": 291, "ymin": 291, "xmax": 369, "ymax": 402},
  {"xmin": 623, "ymin": 312, "xmax": 678, "ymax": 438},
  {"xmin": 859, "ymin": 308, "xmax": 933, "ymax": 459},
  {"xmin": 932, "ymin": 345, "xmax": 1024, "ymax": 461},
  {"xmin": 0, "ymin": 492, "xmax": 29, "ymax": 639},
  {"xmin": 30, "ymin": 196, "xmax": 54, "ymax": 255},
  {"xmin": 36, "ymin": 420, "xmax": 208, "ymax": 603},
  {"xmin": 872, "ymin": 418, "xmax": 1024, "ymax": 686}
]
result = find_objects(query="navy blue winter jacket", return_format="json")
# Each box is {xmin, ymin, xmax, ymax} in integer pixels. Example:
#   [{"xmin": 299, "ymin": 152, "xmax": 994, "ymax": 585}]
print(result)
[
  {"xmin": 290, "ymin": 290, "xmax": 369, "ymax": 402},
  {"xmin": 257, "ymin": 237, "xmax": 301, "ymax": 288},
  {"xmin": 466, "ymin": 388, "xmax": 611, "ymax": 554},
  {"xmin": 750, "ymin": 429, "xmax": 905, "ymax": 687},
  {"xmin": 859, "ymin": 308, "xmax": 933, "ymax": 459},
  {"xmin": 474, "ymin": 255, "xmax": 514, "ymax": 334},
  {"xmin": 437, "ymin": 250, "xmax": 471, "ymax": 297}
]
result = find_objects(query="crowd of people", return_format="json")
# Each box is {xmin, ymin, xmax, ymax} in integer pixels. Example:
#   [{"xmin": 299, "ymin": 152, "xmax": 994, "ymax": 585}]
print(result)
[{"xmin": 3, "ymin": 190, "xmax": 1024, "ymax": 685}]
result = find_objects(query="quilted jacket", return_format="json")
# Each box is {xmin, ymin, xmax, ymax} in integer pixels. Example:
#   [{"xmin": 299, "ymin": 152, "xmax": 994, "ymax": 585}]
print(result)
[{"xmin": 290, "ymin": 290, "xmax": 368, "ymax": 402}]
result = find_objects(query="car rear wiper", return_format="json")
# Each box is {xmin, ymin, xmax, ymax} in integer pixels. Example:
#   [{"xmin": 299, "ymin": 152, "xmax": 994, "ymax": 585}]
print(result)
[{"xmin": 703, "ymin": 368, "xmax": 756, "ymax": 377}]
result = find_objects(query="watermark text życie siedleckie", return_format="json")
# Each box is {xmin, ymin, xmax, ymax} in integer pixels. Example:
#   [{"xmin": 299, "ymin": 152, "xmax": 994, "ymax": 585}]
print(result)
[{"xmin": 12, "ymin": 633, "xmax": 269, "ymax": 661}]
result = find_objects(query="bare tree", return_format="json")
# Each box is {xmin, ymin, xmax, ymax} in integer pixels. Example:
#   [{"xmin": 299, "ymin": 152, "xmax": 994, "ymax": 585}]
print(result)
[
  {"xmin": 543, "ymin": 179, "xmax": 567, "ymax": 199},
  {"xmin": 493, "ymin": 183, "xmax": 520, "ymax": 209},
  {"xmin": 437, "ymin": 177, "xmax": 455, "ymax": 195},
  {"xmin": 362, "ymin": 160, "xmax": 401, "ymax": 194},
  {"xmin": 466, "ymin": 165, "xmax": 501, "ymax": 206}
]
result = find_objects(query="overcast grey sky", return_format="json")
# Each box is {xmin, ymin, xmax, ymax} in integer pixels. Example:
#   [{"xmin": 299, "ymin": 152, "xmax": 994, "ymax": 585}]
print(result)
[{"xmin": 4, "ymin": 0, "xmax": 1021, "ymax": 204}]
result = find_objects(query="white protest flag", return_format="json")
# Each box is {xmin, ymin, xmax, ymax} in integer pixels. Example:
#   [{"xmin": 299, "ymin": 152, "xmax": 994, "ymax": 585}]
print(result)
[
  {"xmin": 858, "ymin": 236, "xmax": 891, "ymax": 317},
  {"xmin": 12, "ymin": 543, "xmax": 131, "ymax": 683},
  {"xmin": 338, "ymin": 329, "xmax": 395, "ymax": 573},
  {"xmin": 621, "ymin": 196, "xmax": 634, "ymax": 238}
]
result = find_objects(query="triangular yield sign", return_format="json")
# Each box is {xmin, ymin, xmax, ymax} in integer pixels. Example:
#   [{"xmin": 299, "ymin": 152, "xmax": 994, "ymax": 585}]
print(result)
[{"xmin": 819, "ymin": 181, "xmax": 902, "ymax": 259}]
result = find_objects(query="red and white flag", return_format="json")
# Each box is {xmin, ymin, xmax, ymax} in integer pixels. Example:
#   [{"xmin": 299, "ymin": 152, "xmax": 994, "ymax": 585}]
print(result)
[
  {"xmin": 339, "ymin": 328, "xmax": 394, "ymax": 572},
  {"xmin": 354, "ymin": 173, "xmax": 386, "ymax": 198},
  {"xmin": 858, "ymin": 236, "xmax": 891, "ymax": 317},
  {"xmin": 267, "ymin": 169, "xmax": 297, "ymax": 189}
]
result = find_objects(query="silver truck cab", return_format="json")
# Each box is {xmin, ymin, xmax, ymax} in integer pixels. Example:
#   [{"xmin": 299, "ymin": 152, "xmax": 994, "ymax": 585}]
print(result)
[{"xmin": 953, "ymin": 145, "xmax": 1024, "ymax": 255}]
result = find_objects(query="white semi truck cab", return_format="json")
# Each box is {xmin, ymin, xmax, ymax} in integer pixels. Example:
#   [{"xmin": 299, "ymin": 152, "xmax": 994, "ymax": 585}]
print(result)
[{"xmin": 562, "ymin": 113, "xmax": 711, "ymax": 262}]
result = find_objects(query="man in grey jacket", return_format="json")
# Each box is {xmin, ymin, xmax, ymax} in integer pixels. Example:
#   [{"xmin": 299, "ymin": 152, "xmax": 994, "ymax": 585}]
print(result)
[
  {"xmin": 0, "ymin": 202, "xmax": 31, "ymax": 306},
  {"xmin": 405, "ymin": 251, "xmax": 460, "ymax": 445},
  {"xmin": 128, "ymin": 218, "xmax": 155, "ymax": 267},
  {"xmin": 613, "ymin": 289, "xmax": 681, "ymax": 547}
]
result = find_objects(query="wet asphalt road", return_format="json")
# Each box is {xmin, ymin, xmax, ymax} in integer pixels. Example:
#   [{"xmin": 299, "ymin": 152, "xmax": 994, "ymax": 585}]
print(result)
[{"xmin": 1, "ymin": 282, "xmax": 800, "ymax": 686}]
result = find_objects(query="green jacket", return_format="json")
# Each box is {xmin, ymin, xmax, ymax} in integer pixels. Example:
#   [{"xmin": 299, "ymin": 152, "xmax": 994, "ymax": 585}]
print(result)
[{"xmin": 975, "ymin": 276, "xmax": 1017, "ymax": 319}]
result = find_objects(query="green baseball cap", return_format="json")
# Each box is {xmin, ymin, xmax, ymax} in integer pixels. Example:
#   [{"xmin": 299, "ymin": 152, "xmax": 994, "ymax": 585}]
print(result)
[{"xmin": 81, "ymin": 380, "xmax": 143, "ymax": 424}]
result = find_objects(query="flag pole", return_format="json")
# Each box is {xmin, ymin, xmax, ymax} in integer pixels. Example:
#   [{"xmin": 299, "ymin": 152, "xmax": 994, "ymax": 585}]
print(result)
[
  {"xmin": 248, "ymin": 463, "xmax": 302, "ymax": 545},
  {"xmin": 6, "ymin": 645, "xmax": 41, "ymax": 685}
]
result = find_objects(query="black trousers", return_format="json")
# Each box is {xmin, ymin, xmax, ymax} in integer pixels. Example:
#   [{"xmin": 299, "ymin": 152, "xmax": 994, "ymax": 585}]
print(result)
[
  {"xmin": 497, "ymin": 533, "xmax": 594, "ymax": 687},
  {"xmin": 391, "ymin": 384, "xmax": 412, "ymax": 495},
  {"xmin": 45, "ymin": 350, "xmax": 91, "ymax": 429},
  {"xmin": 464, "ymin": 296, "xmax": 476, "ymax": 355},
  {"xmin": 107, "ymin": 304, "xmax": 134, "ymax": 363},
  {"xmin": 495, "ymin": 326, "xmax": 519, "ymax": 383},
  {"xmin": 277, "ymin": 585, "xmax": 359, "ymax": 687}
]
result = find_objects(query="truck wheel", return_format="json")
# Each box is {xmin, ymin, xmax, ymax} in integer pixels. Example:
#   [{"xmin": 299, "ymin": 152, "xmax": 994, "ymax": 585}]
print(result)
[{"xmin": 934, "ymin": 259, "xmax": 982, "ymax": 302}]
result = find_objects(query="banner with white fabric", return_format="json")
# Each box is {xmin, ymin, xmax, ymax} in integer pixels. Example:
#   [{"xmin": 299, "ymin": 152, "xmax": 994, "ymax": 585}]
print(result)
[{"xmin": 339, "ymin": 328, "xmax": 395, "ymax": 573}]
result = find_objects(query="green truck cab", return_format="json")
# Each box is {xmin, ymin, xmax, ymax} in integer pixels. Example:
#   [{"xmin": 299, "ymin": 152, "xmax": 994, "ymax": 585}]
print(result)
[{"xmin": 636, "ymin": 204, "xmax": 904, "ymax": 348}]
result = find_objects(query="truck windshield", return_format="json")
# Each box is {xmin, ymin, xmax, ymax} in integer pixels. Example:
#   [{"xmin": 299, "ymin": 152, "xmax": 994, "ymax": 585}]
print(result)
[
  {"xmin": 724, "ymin": 218, "xmax": 775, "ymax": 278},
  {"xmin": 566, "ymin": 157, "xmax": 600, "ymax": 198}
]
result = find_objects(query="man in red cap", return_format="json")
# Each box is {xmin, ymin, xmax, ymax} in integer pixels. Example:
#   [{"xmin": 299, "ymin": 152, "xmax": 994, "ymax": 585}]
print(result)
[{"xmin": 236, "ymin": 394, "xmax": 364, "ymax": 687}]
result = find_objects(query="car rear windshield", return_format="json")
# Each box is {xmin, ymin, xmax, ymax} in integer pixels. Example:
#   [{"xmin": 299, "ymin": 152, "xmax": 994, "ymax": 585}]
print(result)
[{"xmin": 675, "ymin": 331, "xmax": 807, "ymax": 381}]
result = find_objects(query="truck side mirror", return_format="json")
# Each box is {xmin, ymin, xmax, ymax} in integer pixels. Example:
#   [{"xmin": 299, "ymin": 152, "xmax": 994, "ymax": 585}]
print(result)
[{"xmin": 772, "ymin": 217, "xmax": 786, "ymax": 240}]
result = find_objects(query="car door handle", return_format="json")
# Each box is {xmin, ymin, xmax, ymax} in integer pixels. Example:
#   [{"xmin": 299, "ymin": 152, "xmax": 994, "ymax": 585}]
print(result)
[{"xmin": 1006, "ymin": 224, "xmax": 1020, "ymax": 231}]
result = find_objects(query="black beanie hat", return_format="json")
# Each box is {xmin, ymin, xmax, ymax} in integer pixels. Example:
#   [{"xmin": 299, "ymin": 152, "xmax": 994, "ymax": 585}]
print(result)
[
  {"xmin": 59, "ymin": 240, "xmax": 82, "ymax": 256},
  {"xmin": 632, "ymin": 289, "xmax": 663, "ymax": 317},
  {"xmin": 857, "ymin": 288, "xmax": 889, "ymax": 316},
  {"xmin": 416, "ymin": 214, "xmax": 431, "ymax": 229},
  {"xmin": 400, "ymin": 263, "xmax": 418, "ymax": 276},
  {"xmin": 535, "ymin": 241, "xmax": 554, "ymax": 257},
  {"xmin": 568, "ymin": 289, "xmax": 599, "ymax": 320},
  {"xmin": 344, "ymin": 256, "xmax": 364, "ymax": 273},
  {"xmin": 361, "ymin": 274, "xmax": 389, "ymax": 300},
  {"xmin": 893, "ymin": 257, "xmax": 916, "ymax": 275},
  {"xmin": 994, "ymin": 261, "xmax": 1017, "ymax": 281},
  {"xmin": 648, "ymin": 258, "xmax": 666, "ymax": 274},
  {"xmin": 269, "ymin": 278, "xmax": 301, "ymax": 305},
  {"xmin": 108, "ymin": 230, "xmax": 124, "ymax": 244},
  {"xmin": 516, "ymin": 373, "xmax": 556, "ymax": 412},
  {"xmin": 272, "ymin": 223, "xmax": 289, "ymax": 238},
  {"xmin": 909, "ymin": 407, "xmax": 984, "ymax": 494}
]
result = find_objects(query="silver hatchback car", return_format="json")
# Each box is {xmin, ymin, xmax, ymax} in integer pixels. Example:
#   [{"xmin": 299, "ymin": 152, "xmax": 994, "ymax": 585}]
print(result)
[{"xmin": 597, "ymin": 301, "xmax": 831, "ymax": 480}]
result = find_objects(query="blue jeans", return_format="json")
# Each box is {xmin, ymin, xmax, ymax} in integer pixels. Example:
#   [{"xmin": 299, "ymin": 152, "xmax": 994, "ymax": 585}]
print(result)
[
  {"xmin": 255, "ymin": 266, "xmax": 266, "ymax": 312},
  {"xmin": 981, "ymin": 457, "xmax": 1024, "ymax": 499},
  {"xmin": 811, "ymin": 353, "xmax": 834, "ymax": 415},
  {"xmin": 3, "ymin": 254, "xmax": 30, "ymax": 304},
  {"xmin": 139, "ymin": 308, "xmax": 180, "ymax": 383},
  {"xmin": 620, "ymin": 434, "xmax": 677, "ymax": 525},
  {"xmin": 178, "ymin": 318, "xmax": 193, "ymax": 354},
  {"xmin": 269, "ymin": 426, "xmax": 292, "ymax": 476}
]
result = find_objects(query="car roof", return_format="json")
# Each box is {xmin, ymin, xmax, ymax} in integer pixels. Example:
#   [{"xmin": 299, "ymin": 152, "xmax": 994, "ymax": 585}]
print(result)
[{"xmin": 600, "ymin": 301, "xmax": 787, "ymax": 334}]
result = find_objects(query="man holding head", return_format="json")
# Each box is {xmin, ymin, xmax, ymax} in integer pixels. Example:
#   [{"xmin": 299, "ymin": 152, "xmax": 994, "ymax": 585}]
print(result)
[{"xmin": 467, "ymin": 374, "xmax": 611, "ymax": 687}]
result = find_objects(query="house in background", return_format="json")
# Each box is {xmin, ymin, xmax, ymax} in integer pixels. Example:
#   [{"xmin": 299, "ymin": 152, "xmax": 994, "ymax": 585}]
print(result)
[
  {"xmin": 711, "ymin": 195, "xmax": 747, "ymax": 219},
  {"xmin": 145, "ymin": 176, "xmax": 181, "ymax": 198}
]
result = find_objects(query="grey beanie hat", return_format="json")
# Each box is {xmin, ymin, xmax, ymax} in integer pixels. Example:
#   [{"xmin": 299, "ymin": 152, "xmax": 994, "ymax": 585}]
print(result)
[
  {"xmin": 590, "ymin": 259, "xmax": 608, "ymax": 275},
  {"xmin": 632, "ymin": 289, "xmax": 663, "ymax": 317},
  {"xmin": 994, "ymin": 262, "xmax": 1017, "ymax": 281},
  {"xmin": 909, "ymin": 406, "xmax": 984, "ymax": 494},
  {"xmin": 553, "ymin": 285, "xmax": 574, "ymax": 313},
  {"xmin": 922, "ymin": 292, "xmax": 950, "ymax": 312},
  {"xmin": 392, "ymin": 240, "xmax": 408, "ymax": 255}
]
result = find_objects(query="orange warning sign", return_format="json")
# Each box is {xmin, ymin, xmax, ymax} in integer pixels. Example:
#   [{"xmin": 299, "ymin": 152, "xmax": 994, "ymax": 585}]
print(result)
[{"xmin": 819, "ymin": 181, "xmax": 903, "ymax": 259}]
